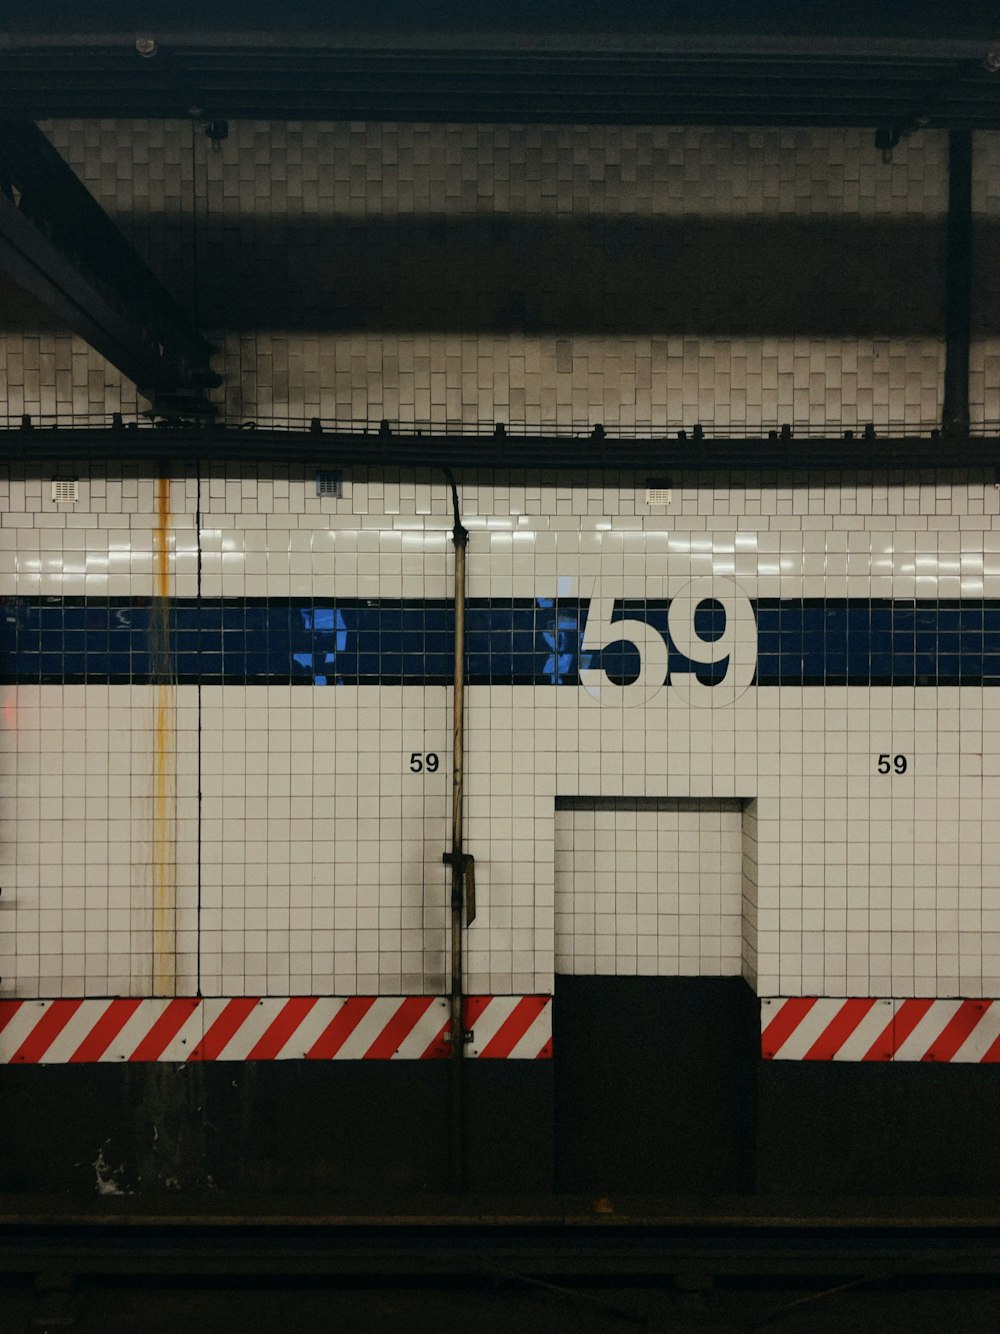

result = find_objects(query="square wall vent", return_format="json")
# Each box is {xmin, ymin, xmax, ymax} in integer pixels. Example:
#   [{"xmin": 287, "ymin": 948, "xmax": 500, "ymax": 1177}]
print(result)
[
  {"xmin": 51, "ymin": 479, "xmax": 79, "ymax": 504},
  {"xmin": 316, "ymin": 470, "xmax": 344, "ymax": 498}
]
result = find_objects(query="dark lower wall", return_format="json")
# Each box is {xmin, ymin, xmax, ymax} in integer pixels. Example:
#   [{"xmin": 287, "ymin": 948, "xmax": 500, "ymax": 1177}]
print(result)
[
  {"xmin": 554, "ymin": 974, "xmax": 1000, "ymax": 1198},
  {"xmin": 2, "ymin": 981, "xmax": 999, "ymax": 1200},
  {"xmin": 757, "ymin": 1061, "xmax": 1000, "ymax": 1196},
  {"xmin": 553, "ymin": 975, "xmax": 758, "ymax": 1194},
  {"xmin": 0, "ymin": 1060, "xmax": 553, "ymax": 1198}
]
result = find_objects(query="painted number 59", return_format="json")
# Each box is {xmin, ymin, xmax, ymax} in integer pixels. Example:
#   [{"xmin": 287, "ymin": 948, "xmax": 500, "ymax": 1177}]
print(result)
[
  {"xmin": 579, "ymin": 577, "xmax": 756, "ymax": 708},
  {"xmin": 409, "ymin": 752, "xmax": 440, "ymax": 773},
  {"xmin": 877, "ymin": 754, "xmax": 908, "ymax": 774}
]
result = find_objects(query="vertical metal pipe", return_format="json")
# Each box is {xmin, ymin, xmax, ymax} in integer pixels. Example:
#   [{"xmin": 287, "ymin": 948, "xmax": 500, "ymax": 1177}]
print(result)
[
  {"xmin": 942, "ymin": 129, "xmax": 973, "ymax": 438},
  {"xmin": 151, "ymin": 468, "xmax": 177, "ymax": 995},
  {"xmin": 444, "ymin": 468, "xmax": 469, "ymax": 1192}
]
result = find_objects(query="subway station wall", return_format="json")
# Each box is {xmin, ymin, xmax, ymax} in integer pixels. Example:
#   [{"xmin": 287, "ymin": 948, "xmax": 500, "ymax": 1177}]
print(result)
[
  {"xmin": 2, "ymin": 466, "xmax": 1000, "ymax": 1010},
  {"xmin": 1, "ymin": 122, "xmax": 999, "ymax": 432}
]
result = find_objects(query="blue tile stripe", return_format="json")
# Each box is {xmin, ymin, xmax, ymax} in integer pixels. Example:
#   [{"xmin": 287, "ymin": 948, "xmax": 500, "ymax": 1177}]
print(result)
[{"xmin": 2, "ymin": 596, "xmax": 1000, "ymax": 687}]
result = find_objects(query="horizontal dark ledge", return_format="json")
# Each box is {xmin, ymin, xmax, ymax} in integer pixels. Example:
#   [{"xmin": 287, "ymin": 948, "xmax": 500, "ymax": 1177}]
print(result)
[{"xmin": 0, "ymin": 427, "xmax": 998, "ymax": 477}]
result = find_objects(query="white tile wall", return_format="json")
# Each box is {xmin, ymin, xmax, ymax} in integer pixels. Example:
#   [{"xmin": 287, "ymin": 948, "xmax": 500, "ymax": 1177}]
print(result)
[
  {"xmin": 0, "ymin": 684, "xmax": 199, "ymax": 997},
  {"xmin": 1, "ymin": 468, "xmax": 1000, "ymax": 1001},
  {"xmin": 0, "ymin": 332, "xmax": 142, "ymax": 425},
  {"xmin": 198, "ymin": 685, "xmax": 450, "ymax": 997},
  {"xmin": 554, "ymin": 801, "xmax": 744, "ymax": 976}
]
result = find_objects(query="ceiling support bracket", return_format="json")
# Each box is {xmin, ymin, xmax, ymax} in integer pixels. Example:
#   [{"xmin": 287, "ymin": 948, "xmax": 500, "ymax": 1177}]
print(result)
[
  {"xmin": 942, "ymin": 129, "xmax": 973, "ymax": 440},
  {"xmin": 0, "ymin": 120, "xmax": 221, "ymax": 417}
]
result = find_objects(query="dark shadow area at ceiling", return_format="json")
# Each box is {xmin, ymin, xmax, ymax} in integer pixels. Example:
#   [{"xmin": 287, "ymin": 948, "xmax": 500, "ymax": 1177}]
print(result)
[
  {"xmin": 6, "ymin": 213, "xmax": 1000, "ymax": 341},
  {"xmin": 40, "ymin": 212, "xmax": 993, "ymax": 339}
]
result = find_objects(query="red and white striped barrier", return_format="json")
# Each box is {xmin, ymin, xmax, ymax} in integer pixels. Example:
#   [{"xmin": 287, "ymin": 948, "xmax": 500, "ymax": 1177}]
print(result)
[
  {"xmin": 463, "ymin": 995, "xmax": 553, "ymax": 1059},
  {"xmin": 761, "ymin": 997, "xmax": 1000, "ymax": 1062},
  {"xmin": 0, "ymin": 995, "xmax": 552, "ymax": 1064}
]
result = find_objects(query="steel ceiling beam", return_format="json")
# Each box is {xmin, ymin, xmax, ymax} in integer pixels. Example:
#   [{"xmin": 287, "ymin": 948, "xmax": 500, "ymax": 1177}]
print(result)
[
  {"xmin": 0, "ymin": 26, "xmax": 996, "ymax": 59},
  {"xmin": 2, "ymin": 35, "xmax": 1000, "ymax": 126},
  {"xmin": 0, "ymin": 120, "xmax": 219, "ymax": 413}
]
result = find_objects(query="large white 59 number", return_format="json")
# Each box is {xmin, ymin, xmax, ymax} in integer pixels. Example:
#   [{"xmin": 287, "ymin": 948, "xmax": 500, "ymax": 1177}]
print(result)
[
  {"xmin": 579, "ymin": 577, "xmax": 756, "ymax": 708},
  {"xmin": 579, "ymin": 587, "xmax": 670, "ymax": 706},
  {"xmin": 666, "ymin": 577, "xmax": 756, "ymax": 707}
]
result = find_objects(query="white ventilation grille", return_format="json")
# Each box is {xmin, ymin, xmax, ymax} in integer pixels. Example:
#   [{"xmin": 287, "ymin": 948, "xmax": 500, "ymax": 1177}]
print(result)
[
  {"xmin": 316, "ymin": 470, "xmax": 343, "ymax": 498},
  {"xmin": 51, "ymin": 479, "xmax": 79, "ymax": 504}
]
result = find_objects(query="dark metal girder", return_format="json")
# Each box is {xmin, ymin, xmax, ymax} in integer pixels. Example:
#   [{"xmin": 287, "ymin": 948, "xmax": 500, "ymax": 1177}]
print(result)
[
  {"xmin": 2, "ymin": 39, "xmax": 1000, "ymax": 127},
  {"xmin": 4, "ymin": 92, "xmax": 997, "ymax": 128},
  {"xmin": 0, "ymin": 70, "xmax": 964, "ymax": 94},
  {"xmin": 0, "ymin": 50, "xmax": 972, "ymax": 77},
  {"xmin": 0, "ymin": 120, "xmax": 219, "ymax": 410},
  {"xmin": 0, "ymin": 427, "xmax": 997, "ymax": 478}
]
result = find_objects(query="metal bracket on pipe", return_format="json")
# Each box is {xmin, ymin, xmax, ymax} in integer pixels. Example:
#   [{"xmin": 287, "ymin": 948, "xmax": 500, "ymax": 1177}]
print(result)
[{"xmin": 442, "ymin": 851, "xmax": 477, "ymax": 925}]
